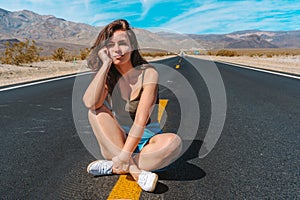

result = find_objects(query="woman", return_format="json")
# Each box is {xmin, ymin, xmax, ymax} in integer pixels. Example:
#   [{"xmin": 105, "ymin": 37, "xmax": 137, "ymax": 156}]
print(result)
[{"xmin": 83, "ymin": 19, "xmax": 182, "ymax": 192}]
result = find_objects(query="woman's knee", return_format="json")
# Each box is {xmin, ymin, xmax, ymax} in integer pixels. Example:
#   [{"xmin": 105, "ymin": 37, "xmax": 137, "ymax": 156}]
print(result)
[
  {"xmin": 150, "ymin": 133, "xmax": 182, "ymax": 158},
  {"xmin": 138, "ymin": 134, "xmax": 182, "ymax": 170},
  {"xmin": 88, "ymin": 105, "xmax": 113, "ymax": 123},
  {"xmin": 88, "ymin": 104, "xmax": 111, "ymax": 115},
  {"xmin": 171, "ymin": 134, "xmax": 182, "ymax": 146},
  {"xmin": 166, "ymin": 134, "xmax": 182, "ymax": 157},
  {"xmin": 162, "ymin": 133, "xmax": 182, "ymax": 151}
]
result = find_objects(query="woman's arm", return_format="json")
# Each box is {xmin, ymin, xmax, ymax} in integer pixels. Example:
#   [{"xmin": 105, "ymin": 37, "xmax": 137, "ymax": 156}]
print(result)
[
  {"xmin": 83, "ymin": 48, "xmax": 112, "ymax": 110},
  {"xmin": 118, "ymin": 67, "xmax": 159, "ymax": 160}
]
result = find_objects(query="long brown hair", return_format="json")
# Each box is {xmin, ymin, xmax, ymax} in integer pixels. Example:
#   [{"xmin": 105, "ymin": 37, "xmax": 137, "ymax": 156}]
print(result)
[{"xmin": 87, "ymin": 19, "xmax": 147, "ymax": 94}]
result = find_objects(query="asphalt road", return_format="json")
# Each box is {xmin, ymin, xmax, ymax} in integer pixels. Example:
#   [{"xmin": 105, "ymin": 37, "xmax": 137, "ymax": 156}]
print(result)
[{"xmin": 0, "ymin": 56, "xmax": 299, "ymax": 199}]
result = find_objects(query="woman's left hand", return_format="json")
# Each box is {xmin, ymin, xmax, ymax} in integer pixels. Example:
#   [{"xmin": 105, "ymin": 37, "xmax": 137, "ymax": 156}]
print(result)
[{"xmin": 112, "ymin": 156, "xmax": 130, "ymax": 174}]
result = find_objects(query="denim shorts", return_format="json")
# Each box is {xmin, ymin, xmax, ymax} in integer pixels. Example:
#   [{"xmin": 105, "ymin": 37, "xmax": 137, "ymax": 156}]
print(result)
[{"xmin": 121, "ymin": 122, "xmax": 162, "ymax": 153}]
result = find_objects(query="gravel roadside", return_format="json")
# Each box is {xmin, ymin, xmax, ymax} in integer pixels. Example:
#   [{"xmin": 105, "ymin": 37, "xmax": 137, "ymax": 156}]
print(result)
[
  {"xmin": 1, "ymin": 54, "xmax": 298, "ymax": 87},
  {"xmin": 0, "ymin": 56, "xmax": 176, "ymax": 87},
  {"xmin": 189, "ymin": 55, "xmax": 300, "ymax": 75}
]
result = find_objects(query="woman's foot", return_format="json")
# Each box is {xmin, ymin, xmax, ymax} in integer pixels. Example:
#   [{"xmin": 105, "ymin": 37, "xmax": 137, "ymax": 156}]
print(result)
[
  {"xmin": 87, "ymin": 160, "xmax": 113, "ymax": 176},
  {"xmin": 137, "ymin": 170, "xmax": 158, "ymax": 192},
  {"xmin": 87, "ymin": 160, "xmax": 158, "ymax": 192}
]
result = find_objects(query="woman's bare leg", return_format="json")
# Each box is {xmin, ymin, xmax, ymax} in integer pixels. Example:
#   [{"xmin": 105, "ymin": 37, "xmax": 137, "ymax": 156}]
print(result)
[
  {"xmin": 88, "ymin": 105, "xmax": 143, "ymax": 178},
  {"xmin": 88, "ymin": 105, "xmax": 182, "ymax": 176},
  {"xmin": 135, "ymin": 133, "xmax": 182, "ymax": 171},
  {"xmin": 88, "ymin": 105, "xmax": 126, "ymax": 159}
]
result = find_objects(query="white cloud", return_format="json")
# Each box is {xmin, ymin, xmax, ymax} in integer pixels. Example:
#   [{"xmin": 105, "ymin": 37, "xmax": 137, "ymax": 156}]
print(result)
[
  {"xmin": 27, "ymin": 0, "xmax": 45, "ymax": 3},
  {"xmin": 91, "ymin": 12, "xmax": 120, "ymax": 25},
  {"xmin": 139, "ymin": 0, "xmax": 158, "ymax": 18},
  {"xmin": 139, "ymin": 0, "xmax": 179, "ymax": 19},
  {"xmin": 68, "ymin": 0, "xmax": 90, "ymax": 10},
  {"xmin": 84, "ymin": 0, "xmax": 89, "ymax": 9},
  {"xmin": 90, "ymin": 12, "xmax": 138, "ymax": 26},
  {"xmin": 1, "ymin": 0, "xmax": 299, "ymax": 34},
  {"xmin": 161, "ymin": 0, "xmax": 300, "ymax": 34}
]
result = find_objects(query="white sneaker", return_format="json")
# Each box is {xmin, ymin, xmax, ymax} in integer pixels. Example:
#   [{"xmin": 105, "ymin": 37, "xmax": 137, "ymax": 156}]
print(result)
[
  {"xmin": 137, "ymin": 170, "xmax": 158, "ymax": 192},
  {"xmin": 87, "ymin": 160, "xmax": 113, "ymax": 176}
]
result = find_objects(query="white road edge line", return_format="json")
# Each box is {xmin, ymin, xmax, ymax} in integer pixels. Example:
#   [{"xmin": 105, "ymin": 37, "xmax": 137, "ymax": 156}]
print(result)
[
  {"xmin": 0, "ymin": 71, "xmax": 94, "ymax": 92},
  {"xmin": 216, "ymin": 60, "xmax": 300, "ymax": 80}
]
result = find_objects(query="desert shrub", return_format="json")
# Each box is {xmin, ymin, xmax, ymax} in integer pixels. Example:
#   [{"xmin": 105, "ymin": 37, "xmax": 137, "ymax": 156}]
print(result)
[
  {"xmin": 216, "ymin": 49, "xmax": 237, "ymax": 57},
  {"xmin": 207, "ymin": 51, "xmax": 213, "ymax": 56},
  {"xmin": 39, "ymin": 55, "xmax": 52, "ymax": 61},
  {"xmin": 52, "ymin": 47, "xmax": 66, "ymax": 61},
  {"xmin": 266, "ymin": 54, "xmax": 273, "ymax": 58},
  {"xmin": 64, "ymin": 54, "xmax": 76, "ymax": 62},
  {"xmin": 284, "ymin": 52, "xmax": 291, "ymax": 56},
  {"xmin": 1, "ymin": 39, "xmax": 42, "ymax": 65},
  {"xmin": 258, "ymin": 53, "xmax": 264, "ymax": 57},
  {"xmin": 80, "ymin": 48, "xmax": 91, "ymax": 60},
  {"xmin": 225, "ymin": 48, "xmax": 300, "ymax": 57},
  {"xmin": 141, "ymin": 51, "xmax": 169, "ymax": 57}
]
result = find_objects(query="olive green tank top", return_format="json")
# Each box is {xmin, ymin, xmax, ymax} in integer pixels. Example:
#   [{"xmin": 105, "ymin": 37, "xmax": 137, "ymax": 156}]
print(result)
[{"xmin": 110, "ymin": 65, "xmax": 159, "ymax": 126}]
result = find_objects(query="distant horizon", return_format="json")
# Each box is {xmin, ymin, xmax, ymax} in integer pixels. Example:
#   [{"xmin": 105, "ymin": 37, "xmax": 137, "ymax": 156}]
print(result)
[{"xmin": 1, "ymin": 0, "xmax": 300, "ymax": 34}]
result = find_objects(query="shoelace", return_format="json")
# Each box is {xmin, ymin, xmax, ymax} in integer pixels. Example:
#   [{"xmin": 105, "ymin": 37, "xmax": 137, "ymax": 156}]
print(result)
[
  {"xmin": 138, "ymin": 172, "xmax": 149, "ymax": 185},
  {"xmin": 92, "ymin": 161, "xmax": 111, "ymax": 174}
]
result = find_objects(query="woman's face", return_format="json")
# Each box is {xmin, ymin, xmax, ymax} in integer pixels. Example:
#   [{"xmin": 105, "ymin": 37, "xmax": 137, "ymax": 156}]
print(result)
[{"xmin": 107, "ymin": 30, "xmax": 132, "ymax": 66}]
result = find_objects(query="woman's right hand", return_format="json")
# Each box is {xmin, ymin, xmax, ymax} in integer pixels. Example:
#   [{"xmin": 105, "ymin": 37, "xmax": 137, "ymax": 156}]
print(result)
[
  {"xmin": 98, "ymin": 47, "xmax": 112, "ymax": 66},
  {"xmin": 112, "ymin": 155, "xmax": 130, "ymax": 174}
]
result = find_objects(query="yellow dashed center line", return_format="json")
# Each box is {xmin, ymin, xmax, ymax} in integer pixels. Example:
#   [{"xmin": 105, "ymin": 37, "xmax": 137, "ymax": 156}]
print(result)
[
  {"xmin": 107, "ymin": 175, "xmax": 142, "ymax": 200},
  {"xmin": 107, "ymin": 99, "xmax": 169, "ymax": 199},
  {"xmin": 158, "ymin": 99, "xmax": 168, "ymax": 123},
  {"xmin": 176, "ymin": 58, "xmax": 182, "ymax": 69}
]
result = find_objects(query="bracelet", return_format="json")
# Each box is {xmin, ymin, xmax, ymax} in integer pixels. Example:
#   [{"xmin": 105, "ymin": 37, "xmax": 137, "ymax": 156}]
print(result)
[{"xmin": 128, "ymin": 123, "xmax": 145, "ymax": 138}]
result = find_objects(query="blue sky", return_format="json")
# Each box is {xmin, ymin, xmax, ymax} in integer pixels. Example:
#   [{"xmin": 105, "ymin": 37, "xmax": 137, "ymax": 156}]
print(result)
[{"xmin": 1, "ymin": 0, "xmax": 300, "ymax": 34}]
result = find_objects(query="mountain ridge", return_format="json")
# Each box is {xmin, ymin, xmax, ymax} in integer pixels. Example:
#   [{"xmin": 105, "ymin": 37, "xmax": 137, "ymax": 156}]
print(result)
[{"xmin": 0, "ymin": 8, "xmax": 299, "ymax": 55}]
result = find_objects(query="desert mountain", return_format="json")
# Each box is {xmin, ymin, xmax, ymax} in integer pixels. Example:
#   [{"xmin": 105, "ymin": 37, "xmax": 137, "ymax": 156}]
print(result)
[
  {"xmin": 0, "ymin": 8, "xmax": 299, "ymax": 56},
  {"xmin": 174, "ymin": 29, "xmax": 300, "ymax": 49},
  {"xmin": 0, "ymin": 8, "xmax": 98, "ymax": 45}
]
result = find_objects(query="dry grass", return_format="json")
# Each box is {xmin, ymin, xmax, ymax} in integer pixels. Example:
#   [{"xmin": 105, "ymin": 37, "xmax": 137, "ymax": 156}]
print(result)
[
  {"xmin": 0, "ymin": 60, "xmax": 90, "ymax": 87},
  {"xmin": 191, "ymin": 54, "xmax": 300, "ymax": 75},
  {"xmin": 187, "ymin": 48, "xmax": 300, "ymax": 75},
  {"xmin": 0, "ymin": 55, "xmax": 176, "ymax": 87},
  {"xmin": 1, "ymin": 49, "xmax": 298, "ymax": 88},
  {"xmin": 205, "ymin": 48, "xmax": 300, "ymax": 57}
]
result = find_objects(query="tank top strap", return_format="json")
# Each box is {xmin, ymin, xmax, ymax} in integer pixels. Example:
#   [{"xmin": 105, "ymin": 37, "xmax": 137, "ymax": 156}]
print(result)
[
  {"xmin": 140, "ymin": 63, "xmax": 151, "ymax": 86},
  {"xmin": 141, "ymin": 68, "xmax": 146, "ymax": 87}
]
